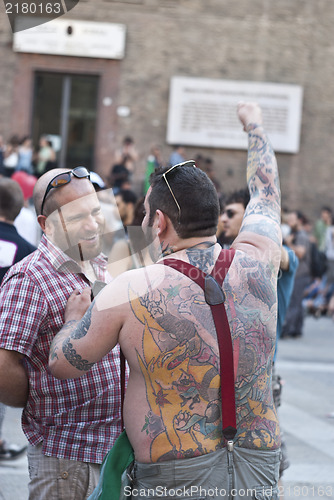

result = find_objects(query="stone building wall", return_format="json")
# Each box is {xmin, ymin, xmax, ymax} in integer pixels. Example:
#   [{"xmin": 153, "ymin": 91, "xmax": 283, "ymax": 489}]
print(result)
[{"xmin": 1, "ymin": 0, "xmax": 334, "ymax": 218}]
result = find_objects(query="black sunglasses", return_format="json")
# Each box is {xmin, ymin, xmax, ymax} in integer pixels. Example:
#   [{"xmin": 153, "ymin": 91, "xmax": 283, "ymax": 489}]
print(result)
[
  {"xmin": 161, "ymin": 160, "xmax": 196, "ymax": 220},
  {"xmin": 40, "ymin": 166, "xmax": 90, "ymax": 216}
]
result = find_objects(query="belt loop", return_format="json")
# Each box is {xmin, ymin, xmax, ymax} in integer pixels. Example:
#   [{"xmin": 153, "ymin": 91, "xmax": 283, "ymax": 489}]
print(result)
[{"xmin": 227, "ymin": 440, "xmax": 234, "ymax": 452}]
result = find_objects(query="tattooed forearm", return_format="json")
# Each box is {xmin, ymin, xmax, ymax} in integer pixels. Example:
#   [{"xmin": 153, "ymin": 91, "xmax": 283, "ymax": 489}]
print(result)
[
  {"xmin": 70, "ymin": 304, "xmax": 93, "ymax": 339},
  {"xmin": 49, "ymin": 343, "xmax": 60, "ymax": 361},
  {"xmin": 62, "ymin": 337, "xmax": 95, "ymax": 372},
  {"xmin": 49, "ymin": 320, "xmax": 79, "ymax": 361},
  {"xmin": 50, "ymin": 312, "xmax": 95, "ymax": 373},
  {"xmin": 60, "ymin": 320, "xmax": 79, "ymax": 336},
  {"xmin": 246, "ymin": 125, "xmax": 280, "ymax": 205}
]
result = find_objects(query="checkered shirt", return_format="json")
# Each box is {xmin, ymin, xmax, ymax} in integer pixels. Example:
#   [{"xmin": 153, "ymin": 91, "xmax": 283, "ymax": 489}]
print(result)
[{"xmin": 0, "ymin": 235, "xmax": 122, "ymax": 464}]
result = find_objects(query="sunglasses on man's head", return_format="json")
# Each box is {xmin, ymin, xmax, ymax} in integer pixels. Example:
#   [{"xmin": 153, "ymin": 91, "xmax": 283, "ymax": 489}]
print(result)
[
  {"xmin": 40, "ymin": 166, "xmax": 90, "ymax": 216},
  {"xmin": 161, "ymin": 160, "xmax": 196, "ymax": 221}
]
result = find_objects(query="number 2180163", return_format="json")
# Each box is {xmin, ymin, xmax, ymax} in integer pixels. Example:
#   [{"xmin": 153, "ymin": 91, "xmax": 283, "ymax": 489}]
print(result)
[{"xmin": 5, "ymin": 2, "xmax": 62, "ymax": 14}]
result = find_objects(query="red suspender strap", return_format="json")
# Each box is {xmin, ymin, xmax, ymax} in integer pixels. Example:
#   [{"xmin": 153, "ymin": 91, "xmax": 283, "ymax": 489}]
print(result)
[
  {"xmin": 120, "ymin": 350, "xmax": 126, "ymax": 429},
  {"xmin": 161, "ymin": 249, "xmax": 237, "ymax": 442}
]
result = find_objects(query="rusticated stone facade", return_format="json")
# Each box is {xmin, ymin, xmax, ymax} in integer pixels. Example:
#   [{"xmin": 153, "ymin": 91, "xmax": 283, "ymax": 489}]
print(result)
[{"xmin": 0, "ymin": 0, "xmax": 334, "ymax": 218}]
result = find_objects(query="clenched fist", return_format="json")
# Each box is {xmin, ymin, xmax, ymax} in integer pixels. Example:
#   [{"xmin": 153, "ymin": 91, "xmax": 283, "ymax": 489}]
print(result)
[
  {"xmin": 64, "ymin": 287, "xmax": 92, "ymax": 323},
  {"xmin": 237, "ymin": 101, "xmax": 263, "ymax": 131}
]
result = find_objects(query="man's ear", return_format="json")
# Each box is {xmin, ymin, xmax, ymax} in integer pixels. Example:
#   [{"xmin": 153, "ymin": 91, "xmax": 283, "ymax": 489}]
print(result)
[
  {"xmin": 155, "ymin": 209, "xmax": 168, "ymax": 236},
  {"xmin": 37, "ymin": 214, "xmax": 54, "ymax": 237},
  {"xmin": 37, "ymin": 215, "xmax": 47, "ymax": 232}
]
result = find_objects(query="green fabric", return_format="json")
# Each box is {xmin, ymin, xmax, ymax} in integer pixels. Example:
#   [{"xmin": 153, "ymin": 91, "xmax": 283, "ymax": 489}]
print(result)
[
  {"xmin": 314, "ymin": 219, "xmax": 328, "ymax": 252},
  {"xmin": 88, "ymin": 430, "xmax": 134, "ymax": 500},
  {"xmin": 144, "ymin": 158, "xmax": 155, "ymax": 194}
]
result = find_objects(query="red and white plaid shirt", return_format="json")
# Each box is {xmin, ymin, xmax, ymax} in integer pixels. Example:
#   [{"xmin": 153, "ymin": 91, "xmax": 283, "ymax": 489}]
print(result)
[{"xmin": 0, "ymin": 235, "xmax": 122, "ymax": 464}]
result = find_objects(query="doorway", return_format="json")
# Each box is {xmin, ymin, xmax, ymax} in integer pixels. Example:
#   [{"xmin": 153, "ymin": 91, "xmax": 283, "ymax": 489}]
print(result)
[{"xmin": 32, "ymin": 72, "xmax": 99, "ymax": 170}]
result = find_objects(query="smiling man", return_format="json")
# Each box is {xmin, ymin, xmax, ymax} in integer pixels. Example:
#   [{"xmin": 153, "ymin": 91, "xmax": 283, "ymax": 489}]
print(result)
[{"xmin": 0, "ymin": 168, "xmax": 122, "ymax": 500}]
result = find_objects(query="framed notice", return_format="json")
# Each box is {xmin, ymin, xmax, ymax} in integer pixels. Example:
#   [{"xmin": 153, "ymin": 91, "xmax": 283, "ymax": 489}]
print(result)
[
  {"xmin": 13, "ymin": 18, "xmax": 126, "ymax": 60},
  {"xmin": 167, "ymin": 77, "xmax": 303, "ymax": 153}
]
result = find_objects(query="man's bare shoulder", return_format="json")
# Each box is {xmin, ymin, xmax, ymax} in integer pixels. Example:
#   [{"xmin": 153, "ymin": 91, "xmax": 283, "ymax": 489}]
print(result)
[
  {"xmin": 115, "ymin": 263, "xmax": 169, "ymax": 291},
  {"xmin": 96, "ymin": 263, "xmax": 171, "ymax": 312}
]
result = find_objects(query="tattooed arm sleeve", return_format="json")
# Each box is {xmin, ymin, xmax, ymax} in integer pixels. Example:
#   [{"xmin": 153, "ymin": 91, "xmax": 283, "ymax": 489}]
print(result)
[
  {"xmin": 49, "ymin": 296, "xmax": 120, "ymax": 379},
  {"xmin": 232, "ymin": 103, "xmax": 281, "ymax": 268}
]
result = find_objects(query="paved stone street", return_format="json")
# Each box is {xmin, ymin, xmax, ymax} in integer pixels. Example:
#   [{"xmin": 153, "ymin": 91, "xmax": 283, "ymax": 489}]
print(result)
[
  {"xmin": 275, "ymin": 316, "xmax": 334, "ymax": 500},
  {"xmin": 0, "ymin": 315, "xmax": 333, "ymax": 499}
]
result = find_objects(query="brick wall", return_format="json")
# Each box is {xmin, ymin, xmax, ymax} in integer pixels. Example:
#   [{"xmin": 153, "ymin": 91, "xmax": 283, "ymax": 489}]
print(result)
[{"xmin": 1, "ymin": 0, "xmax": 334, "ymax": 219}]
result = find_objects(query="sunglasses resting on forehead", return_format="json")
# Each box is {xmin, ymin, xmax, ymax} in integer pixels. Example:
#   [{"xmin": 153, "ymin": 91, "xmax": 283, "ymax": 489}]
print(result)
[
  {"xmin": 40, "ymin": 166, "xmax": 91, "ymax": 216},
  {"xmin": 161, "ymin": 160, "xmax": 196, "ymax": 221}
]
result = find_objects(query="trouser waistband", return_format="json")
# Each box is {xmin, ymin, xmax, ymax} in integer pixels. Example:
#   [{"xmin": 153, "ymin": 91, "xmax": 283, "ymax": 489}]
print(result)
[{"xmin": 134, "ymin": 447, "xmax": 282, "ymax": 481}]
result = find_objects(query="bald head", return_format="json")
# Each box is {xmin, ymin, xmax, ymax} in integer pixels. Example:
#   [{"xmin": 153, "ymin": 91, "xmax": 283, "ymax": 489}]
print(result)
[
  {"xmin": 33, "ymin": 169, "xmax": 70, "ymax": 216},
  {"xmin": 33, "ymin": 168, "xmax": 95, "ymax": 217}
]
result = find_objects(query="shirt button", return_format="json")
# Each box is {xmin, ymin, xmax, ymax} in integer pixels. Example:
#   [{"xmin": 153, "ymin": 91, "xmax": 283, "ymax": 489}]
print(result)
[{"xmin": 61, "ymin": 471, "xmax": 69, "ymax": 480}]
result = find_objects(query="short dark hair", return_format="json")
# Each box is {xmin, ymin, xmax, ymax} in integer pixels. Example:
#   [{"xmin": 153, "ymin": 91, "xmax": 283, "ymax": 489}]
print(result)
[
  {"xmin": 123, "ymin": 136, "xmax": 134, "ymax": 145},
  {"xmin": 0, "ymin": 178, "xmax": 24, "ymax": 221},
  {"xmin": 117, "ymin": 189, "xmax": 137, "ymax": 205},
  {"xmin": 149, "ymin": 164, "xmax": 219, "ymax": 239},
  {"xmin": 20, "ymin": 135, "xmax": 31, "ymax": 145},
  {"xmin": 321, "ymin": 206, "xmax": 332, "ymax": 214},
  {"xmin": 108, "ymin": 164, "xmax": 129, "ymax": 188},
  {"xmin": 225, "ymin": 188, "xmax": 250, "ymax": 209},
  {"xmin": 132, "ymin": 197, "xmax": 146, "ymax": 226},
  {"xmin": 296, "ymin": 210, "xmax": 307, "ymax": 224},
  {"xmin": 218, "ymin": 193, "xmax": 226, "ymax": 215}
]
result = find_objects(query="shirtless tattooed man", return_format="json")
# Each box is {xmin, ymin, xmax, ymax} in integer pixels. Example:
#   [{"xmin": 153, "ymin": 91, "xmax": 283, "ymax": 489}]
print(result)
[{"xmin": 49, "ymin": 102, "xmax": 282, "ymax": 499}]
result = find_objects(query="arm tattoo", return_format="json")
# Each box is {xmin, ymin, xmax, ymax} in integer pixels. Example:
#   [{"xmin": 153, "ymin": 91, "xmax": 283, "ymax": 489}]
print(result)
[
  {"xmin": 55, "ymin": 307, "xmax": 95, "ymax": 372},
  {"xmin": 60, "ymin": 320, "xmax": 79, "ymax": 335},
  {"xmin": 49, "ymin": 320, "xmax": 79, "ymax": 360},
  {"xmin": 244, "ymin": 199, "xmax": 281, "ymax": 225},
  {"xmin": 70, "ymin": 303, "xmax": 93, "ymax": 339},
  {"xmin": 240, "ymin": 221, "xmax": 282, "ymax": 246},
  {"xmin": 241, "ymin": 126, "xmax": 281, "ymax": 249},
  {"xmin": 62, "ymin": 338, "xmax": 95, "ymax": 372},
  {"xmin": 49, "ymin": 344, "xmax": 59, "ymax": 361},
  {"xmin": 246, "ymin": 127, "xmax": 280, "ymax": 205}
]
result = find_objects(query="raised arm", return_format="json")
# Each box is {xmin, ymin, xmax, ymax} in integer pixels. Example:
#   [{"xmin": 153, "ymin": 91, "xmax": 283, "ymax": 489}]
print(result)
[
  {"xmin": 49, "ymin": 286, "xmax": 123, "ymax": 379},
  {"xmin": 232, "ymin": 102, "xmax": 281, "ymax": 270}
]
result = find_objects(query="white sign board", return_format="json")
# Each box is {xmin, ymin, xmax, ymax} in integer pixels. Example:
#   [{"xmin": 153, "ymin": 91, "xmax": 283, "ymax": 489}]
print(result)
[
  {"xmin": 13, "ymin": 18, "xmax": 126, "ymax": 59},
  {"xmin": 167, "ymin": 77, "xmax": 303, "ymax": 153}
]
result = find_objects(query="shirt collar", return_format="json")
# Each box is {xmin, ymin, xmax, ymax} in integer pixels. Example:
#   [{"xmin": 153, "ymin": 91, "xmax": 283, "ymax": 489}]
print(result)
[{"xmin": 39, "ymin": 235, "xmax": 108, "ymax": 278}]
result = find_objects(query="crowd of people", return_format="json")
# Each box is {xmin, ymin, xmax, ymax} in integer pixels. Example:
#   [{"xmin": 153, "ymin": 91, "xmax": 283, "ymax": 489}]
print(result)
[
  {"xmin": 0, "ymin": 134, "xmax": 57, "ymax": 179},
  {"xmin": 0, "ymin": 104, "xmax": 332, "ymax": 499},
  {"xmin": 218, "ymin": 201, "xmax": 334, "ymax": 331}
]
